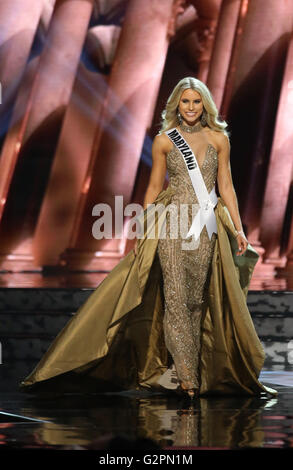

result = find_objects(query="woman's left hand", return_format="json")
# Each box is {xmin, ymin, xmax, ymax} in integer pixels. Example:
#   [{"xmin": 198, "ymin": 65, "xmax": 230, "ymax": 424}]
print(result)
[{"xmin": 236, "ymin": 233, "xmax": 248, "ymax": 256}]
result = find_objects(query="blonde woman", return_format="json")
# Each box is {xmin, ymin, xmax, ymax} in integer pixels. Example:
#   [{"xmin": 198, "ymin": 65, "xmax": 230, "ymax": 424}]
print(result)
[
  {"xmin": 134, "ymin": 77, "xmax": 248, "ymax": 399},
  {"xmin": 21, "ymin": 78, "xmax": 275, "ymax": 400}
]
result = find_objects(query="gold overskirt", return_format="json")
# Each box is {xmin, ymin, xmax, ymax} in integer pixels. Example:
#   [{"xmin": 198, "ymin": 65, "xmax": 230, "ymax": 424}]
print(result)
[{"xmin": 20, "ymin": 187, "xmax": 277, "ymax": 396}]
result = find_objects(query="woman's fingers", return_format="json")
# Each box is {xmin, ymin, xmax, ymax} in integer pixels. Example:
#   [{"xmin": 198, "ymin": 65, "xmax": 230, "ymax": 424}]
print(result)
[{"xmin": 236, "ymin": 235, "xmax": 248, "ymax": 256}]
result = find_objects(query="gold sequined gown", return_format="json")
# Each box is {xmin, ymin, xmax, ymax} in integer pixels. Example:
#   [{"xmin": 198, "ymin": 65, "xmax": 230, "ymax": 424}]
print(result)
[
  {"xmin": 20, "ymin": 126, "xmax": 277, "ymax": 398},
  {"xmin": 157, "ymin": 128, "xmax": 218, "ymax": 392}
]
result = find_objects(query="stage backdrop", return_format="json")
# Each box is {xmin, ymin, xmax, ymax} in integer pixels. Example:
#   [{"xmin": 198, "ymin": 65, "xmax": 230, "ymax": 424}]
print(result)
[{"xmin": 0, "ymin": 0, "xmax": 292, "ymax": 289}]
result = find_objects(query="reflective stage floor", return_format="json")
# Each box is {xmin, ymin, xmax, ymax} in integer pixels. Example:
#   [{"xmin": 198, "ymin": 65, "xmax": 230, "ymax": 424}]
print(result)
[{"xmin": 0, "ymin": 369, "xmax": 292, "ymax": 451}]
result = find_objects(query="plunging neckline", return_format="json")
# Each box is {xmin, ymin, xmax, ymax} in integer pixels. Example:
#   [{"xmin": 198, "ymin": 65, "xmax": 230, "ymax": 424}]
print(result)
[
  {"xmin": 196, "ymin": 142, "xmax": 217, "ymax": 171},
  {"xmin": 170, "ymin": 141, "xmax": 217, "ymax": 172}
]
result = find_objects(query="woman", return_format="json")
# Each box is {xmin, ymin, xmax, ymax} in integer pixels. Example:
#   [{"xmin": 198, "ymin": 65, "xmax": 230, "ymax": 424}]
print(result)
[
  {"xmin": 20, "ymin": 78, "xmax": 277, "ymax": 400},
  {"xmin": 134, "ymin": 77, "xmax": 247, "ymax": 400}
]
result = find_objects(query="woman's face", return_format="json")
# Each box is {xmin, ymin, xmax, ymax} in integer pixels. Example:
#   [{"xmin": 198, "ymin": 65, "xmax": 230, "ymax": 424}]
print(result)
[{"xmin": 178, "ymin": 88, "xmax": 204, "ymax": 125}]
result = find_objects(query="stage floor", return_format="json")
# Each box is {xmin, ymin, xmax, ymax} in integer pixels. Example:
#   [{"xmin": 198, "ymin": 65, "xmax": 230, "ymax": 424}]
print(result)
[
  {"xmin": 0, "ymin": 270, "xmax": 291, "ymax": 290},
  {"xmin": 0, "ymin": 368, "xmax": 292, "ymax": 451}
]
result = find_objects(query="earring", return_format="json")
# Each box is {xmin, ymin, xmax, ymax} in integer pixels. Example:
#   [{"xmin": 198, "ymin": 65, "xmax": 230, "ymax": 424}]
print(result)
[
  {"xmin": 200, "ymin": 110, "xmax": 207, "ymax": 126},
  {"xmin": 177, "ymin": 110, "xmax": 183, "ymax": 124}
]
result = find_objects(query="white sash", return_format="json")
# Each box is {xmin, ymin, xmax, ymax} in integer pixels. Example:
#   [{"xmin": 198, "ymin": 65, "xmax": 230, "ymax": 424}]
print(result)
[{"xmin": 165, "ymin": 127, "xmax": 218, "ymax": 241}]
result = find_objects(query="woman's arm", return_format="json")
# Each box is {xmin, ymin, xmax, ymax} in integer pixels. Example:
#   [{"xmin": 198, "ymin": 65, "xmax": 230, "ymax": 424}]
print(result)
[
  {"xmin": 143, "ymin": 134, "xmax": 167, "ymax": 210},
  {"xmin": 216, "ymin": 133, "xmax": 244, "ymax": 234},
  {"xmin": 133, "ymin": 135, "xmax": 167, "ymax": 256}
]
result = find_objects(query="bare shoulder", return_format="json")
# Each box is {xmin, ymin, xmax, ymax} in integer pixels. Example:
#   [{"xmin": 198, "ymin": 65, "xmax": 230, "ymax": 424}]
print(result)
[
  {"xmin": 205, "ymin": 128, "xmax": 230, "ymax": 153},
  {"xmin": 153, "ymin": 132, "xmax": 173, "ymax": 155},
  {"xmin": 217, "ymin": 131, "xmax": 230, "ymax": 151}
]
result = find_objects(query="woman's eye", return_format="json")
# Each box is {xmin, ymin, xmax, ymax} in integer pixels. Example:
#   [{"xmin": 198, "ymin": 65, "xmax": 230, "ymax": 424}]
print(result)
[{"xmin": 182, "ymin": 100, "xmax": 200, "ymax": 103}]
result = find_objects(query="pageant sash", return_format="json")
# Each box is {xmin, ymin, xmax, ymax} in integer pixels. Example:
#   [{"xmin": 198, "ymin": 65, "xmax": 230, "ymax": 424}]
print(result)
[{"xmin": 165, "ymin": 127, "xmax": 218, "ymax": 241}]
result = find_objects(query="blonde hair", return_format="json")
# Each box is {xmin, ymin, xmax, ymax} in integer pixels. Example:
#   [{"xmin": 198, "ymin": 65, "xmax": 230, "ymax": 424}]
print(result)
[{"xmin": 158, "ymin": 77, "xmax": 230, "ymax": 137}]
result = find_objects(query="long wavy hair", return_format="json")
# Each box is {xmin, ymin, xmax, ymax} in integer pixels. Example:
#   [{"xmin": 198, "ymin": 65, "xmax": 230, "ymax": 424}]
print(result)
[{"xmin": 158, "ymin": 77, "xmax": 230, "ymax": 137}]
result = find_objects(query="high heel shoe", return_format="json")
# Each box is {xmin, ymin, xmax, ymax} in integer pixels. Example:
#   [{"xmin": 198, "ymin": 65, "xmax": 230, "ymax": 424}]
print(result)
[
  {"xmin": 186, "ymin": 389, "xmax": 196, "ymax": 399},
  {"xmin": 178, "ymin": 382, "xmax": 198, "ymax": 400},
  {"xmin": 184, "ymin": 388, "xmax": 197, "ymax": 400}
]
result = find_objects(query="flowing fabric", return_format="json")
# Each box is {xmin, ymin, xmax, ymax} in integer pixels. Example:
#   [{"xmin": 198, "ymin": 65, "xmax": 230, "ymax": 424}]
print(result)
[{"xmin": 20, "ymin": 187, "xmax": 277, "ymax": 397}]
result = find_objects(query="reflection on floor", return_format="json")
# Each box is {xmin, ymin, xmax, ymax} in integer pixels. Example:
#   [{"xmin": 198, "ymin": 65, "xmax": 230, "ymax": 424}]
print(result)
[
  {"xmin": 0, "ymin": 369, "xmax": 292, "ymax": 449},
  {"xmin": 259, "ymin": 370, "xmax": 293, "ymax": 387}
]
